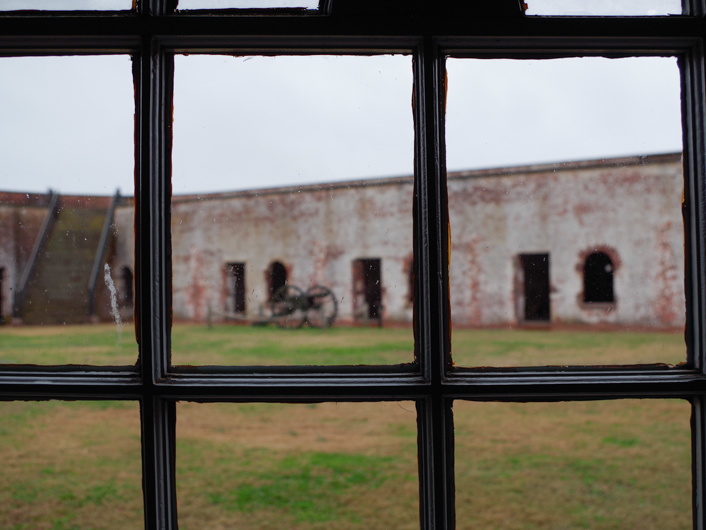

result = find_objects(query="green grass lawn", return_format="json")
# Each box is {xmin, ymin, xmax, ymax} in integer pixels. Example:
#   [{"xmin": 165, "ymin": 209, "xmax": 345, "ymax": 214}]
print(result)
[
  {"xmin": 0, "ymin": 322, "xmax": 686, "ymax": 368},
  {"xmin": 0, "ymin": 324, "xmax": 692, "ymax": 529},
  {"xmin": 0, "ymin": 398, "xmax": 690, "ymax": 529},
  {"xmin": 451, "ymin": 327, "xmax": 686, "ymax": 367}
]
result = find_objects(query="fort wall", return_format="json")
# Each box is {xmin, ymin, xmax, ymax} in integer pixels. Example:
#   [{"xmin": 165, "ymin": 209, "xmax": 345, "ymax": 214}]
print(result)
[{"xmin": 1, "ymin": 153, "xmax": 685, "ymax": 329}]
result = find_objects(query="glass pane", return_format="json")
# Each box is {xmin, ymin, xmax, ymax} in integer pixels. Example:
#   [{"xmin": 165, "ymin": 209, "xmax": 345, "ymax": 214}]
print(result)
[
  {"xmin": 455, "ymin": 399, "xmax": 691, "ymax": 529},
  {"xmin": 0, "ymin": 56, "xmax": 137, "ymax": 366},
  {"xmin": 446, "ymin": 57, "xmax": 685, "ymax": 367},
  {"xmin": 0, "ymin": 0, "xmax": 131, "ymax": 10},
  {"xmin": 177, "ymin": 0, "xmax": 317, "ymax": 9},
  {"xmin": 177, "ymin": 401, "xmax": 418, "ymax": 528},
  {"xmin": 525, "ymin": 0, "xmax": 681, "ymax": 16},
  {"xmin": 172, "ymin": 54, "xmax": 414, "ymax": 366},
  {"xmin": 0, "ymin": 401, "xmax": 143, "ymax": 528}
]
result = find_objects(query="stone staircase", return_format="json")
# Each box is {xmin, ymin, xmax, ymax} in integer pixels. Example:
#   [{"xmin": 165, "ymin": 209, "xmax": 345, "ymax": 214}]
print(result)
[{"xmin": 21, "ymin": 204, "xmax": 107, "ymax": 325}]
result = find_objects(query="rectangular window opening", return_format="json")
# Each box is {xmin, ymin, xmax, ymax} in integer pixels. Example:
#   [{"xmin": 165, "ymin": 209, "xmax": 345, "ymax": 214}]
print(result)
[
  {"xmin": 517, "ymin": 253, "xmax": 551, "ymax": 323},
  {"xmin": 352, "ymin": 258, "xmax": 383, "ymax": 325},
  {"xmin": 226, "ymin": 262, "xmax": 246, "ymax": 314}
]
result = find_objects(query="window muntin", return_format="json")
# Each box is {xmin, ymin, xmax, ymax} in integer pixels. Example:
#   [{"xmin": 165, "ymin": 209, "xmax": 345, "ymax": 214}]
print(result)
[
  {"xmin": 0, "ymin": 55, "xmax": 137, "ymax": 366},
  {"xmin": 446, "ymin": 56, "xmax": 685, "ymax": 368},
  {"xmin": 170, "ymin": 54, "xmax": 415, "ymax": 367}
]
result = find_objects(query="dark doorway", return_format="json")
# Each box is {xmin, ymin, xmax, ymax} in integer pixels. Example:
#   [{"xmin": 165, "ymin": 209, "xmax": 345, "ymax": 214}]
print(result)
[
  {"xmin": 405, "ymin": 257, "xmax": 414, "ymax": 305},
  {"xmin": 353, "ymin": 258, "xmax": 382, "ymax": 321},
  {"xmin": 583, "ymin": 251, "xmax": 615, "ymax": 303},
  {"xmin": 121, "ymin": 266, "xmax": 134, "ymax": 307},
  {"xmin": 268, "ymin": 261, "xmax": 287, "ymax": 301},
  {"xmin": 0, "ymin": 267, "xmax": 4, "ymax": 324},
  {"xmin": 227, "ymin": 262, "xmax": 246, "ymax": 313},
  {"xmin": 520, "ymin": 253, "xmax": 550, "ymax": 322}
]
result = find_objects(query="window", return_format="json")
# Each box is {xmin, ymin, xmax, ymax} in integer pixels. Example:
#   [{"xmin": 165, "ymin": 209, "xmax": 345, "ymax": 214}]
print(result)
[
  {"xmin": 0, "ymin": 267, "xmax": 5, "ymax": 324},
  {"xmin": 583, "ymin": 250, "xmax": 616, "ymax": 304},
  {"xmin": 517, "ymin": 253, "xmax": 551, "ymax": 323},
  {"xmin": 267, "ymin": 260, "xmax": 288, "ymax": 301},
  {"xmin": 226, "ymin": 262, "xmax": 246, "ymax": 314},
  {"xmin": 352, "ymin": 258, "xmax": 383, "ymax": 324},
  {"xmin": 121, "ymin": 266, "xmax": 134, "ymax": 307},
  {"xmin": 1, "ymin": 1, "xmax": 705, "ymax": 529}
]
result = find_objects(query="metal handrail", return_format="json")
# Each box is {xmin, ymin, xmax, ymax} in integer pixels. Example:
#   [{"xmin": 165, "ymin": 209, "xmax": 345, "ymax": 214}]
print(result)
[
  {"xmin": 87, "ymin": 189, "xmax": 121, "ymax": 317},
  {"xmin": 13, "ymin": 190, "xmax": 60, "ymax": 319}
]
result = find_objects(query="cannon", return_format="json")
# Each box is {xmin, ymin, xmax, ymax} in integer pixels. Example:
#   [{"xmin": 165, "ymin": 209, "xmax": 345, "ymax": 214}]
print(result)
[{"xmin": 270, "ymin": 285, "xmax": 338, "ymax": 329}]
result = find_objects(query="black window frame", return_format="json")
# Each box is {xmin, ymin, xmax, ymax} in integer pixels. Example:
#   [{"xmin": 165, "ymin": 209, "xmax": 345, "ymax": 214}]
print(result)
[{"xmin": 1, "ymin": 1, "xmax": 706, "ymax": 528}]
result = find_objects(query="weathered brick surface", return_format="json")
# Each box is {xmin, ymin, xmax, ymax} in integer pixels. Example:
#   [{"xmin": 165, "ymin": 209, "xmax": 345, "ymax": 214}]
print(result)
[
  {"xmin": 0, "ymin": 203, "xmax": 49, "ymax": 320},
  {"xmin": 163, "ymin": 179, "xmax": 414, "ymax": 323},
  {"xmin": 448, "ymin": 154, "xmax": 684, "ymax": 328},
  {"xmin": 3, "ymin": 153, "xmax": 686, "ymax": 329}
]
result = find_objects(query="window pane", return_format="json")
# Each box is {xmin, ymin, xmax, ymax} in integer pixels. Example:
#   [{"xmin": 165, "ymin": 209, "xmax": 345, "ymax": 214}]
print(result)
[
  {"xmin": 0, "ymin": 0, "xmax": 131, "ymax": 10},
  {"xmin": 171, "ymin": 54, "xmax": 414, "ymax": 367},
  {"xmin": 0, "ymin": 55, "xmax": 137, "ymax": 366},
  {"xmin": 176, "ymin": 401, "xmax": 419, "ymax": 528},
  {"xmin": 0, "ymin": 401, "xmax": 143, "ymax": 528},
  {"xmin": 446, "ymin": 57, "xmax": 685, "ymax": 367},
  {"xmin": 454, "ymin": 399, "xmax": 691, "ymax": 529},
  {"xmin": 177, "ymin": 0, "xmax": 318, "ymax": 9},
  {"xmin": 525, "ymin": 0, "xmax": 681, "ymax": 16}
]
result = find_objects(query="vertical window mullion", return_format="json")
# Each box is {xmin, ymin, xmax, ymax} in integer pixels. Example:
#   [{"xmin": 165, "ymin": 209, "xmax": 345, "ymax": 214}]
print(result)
[
  {"xmin": 417, "ymin": 397, "xmax": 455, "ymax": 529},
  {"xmin": 414, "ymin": 39, "xmax": 451, "ymax": 382},
  {"xmin": 683, "ymin": 40, "xmax": 706, "ymax": 530},
  {"xmin": 693, "ymin": 398, "xmax": 706, "ymax": 530},
  {"xmin": 681, "ymin": 44, "xmax": 706, "ymax": 373},
  {"xmin": 683, "ymin": 0, "xmax": 706, "ymax": 16},
  {"xmin": 415, "ymin": 37, "xmax": 454, "ymax": 528},
  {"xmin": 141, "ymin": 398, "xmax": 178, "ymax": 529},
  {"xmin": 136, "ymin": 35, "xmax": 177, "ymax": 529},
  {"xmin": 135, "ymin": 40, "xmax": 170, "ymax": 390}
]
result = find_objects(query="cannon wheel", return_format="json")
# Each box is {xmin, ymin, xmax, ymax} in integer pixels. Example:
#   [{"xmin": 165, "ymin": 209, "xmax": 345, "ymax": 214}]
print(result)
[
  {"xmin": 305, "ymin": 285, "xmax": 338, "ymax": 328},
  {"xmin": 271, "ymin": 285, "xmax": 307, "ymax": 329}
]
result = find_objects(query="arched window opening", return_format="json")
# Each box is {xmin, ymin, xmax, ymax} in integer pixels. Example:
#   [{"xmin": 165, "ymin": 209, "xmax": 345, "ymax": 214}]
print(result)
[
  {"xmin": 268, "ymin": 261, "xmax": 287, "ymax": 301},
  {"xmin": 583, "ymin": 252, "xmax": 615, "ymax": 303}
]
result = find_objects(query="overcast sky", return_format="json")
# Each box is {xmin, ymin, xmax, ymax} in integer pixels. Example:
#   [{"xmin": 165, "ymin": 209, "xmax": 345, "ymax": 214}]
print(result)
[{"xmin": 0, "ymin": 52, "xmax": 682, "ymax": 195}]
